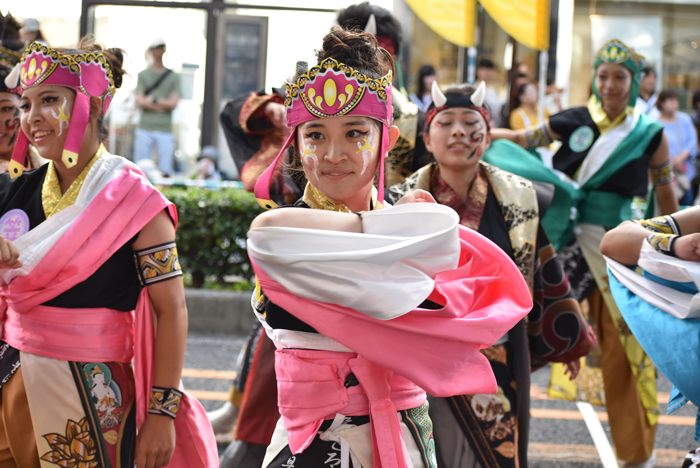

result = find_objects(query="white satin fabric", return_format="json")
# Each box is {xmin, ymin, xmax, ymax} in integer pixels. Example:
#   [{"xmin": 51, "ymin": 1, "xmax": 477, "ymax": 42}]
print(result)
[
  {"xmin": 1, "ymin": 154, "xmax": 134, "ymax": 285},
  {"xmin": 606, "ymin": 240, "xmax": 700, "ymax": 319},
  {"xmin": 247, "ymin": 203, "xmax": 461, "ymax": 321},
  {"xmin": 575, "ymin": 113, "xmax": 636, "ymax": 186}
]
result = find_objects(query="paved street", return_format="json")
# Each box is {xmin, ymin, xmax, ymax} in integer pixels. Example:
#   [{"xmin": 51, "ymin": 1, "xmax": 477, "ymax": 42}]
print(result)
[{"xmin": 184, "ymin": 333, "xmax": 698, "ymax": 467}]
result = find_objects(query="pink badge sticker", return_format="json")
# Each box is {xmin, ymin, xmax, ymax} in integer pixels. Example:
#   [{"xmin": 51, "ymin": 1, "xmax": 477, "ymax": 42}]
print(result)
[{"xmin": 0, "ymin": 209, "xmax": 30, "ymax": 241}]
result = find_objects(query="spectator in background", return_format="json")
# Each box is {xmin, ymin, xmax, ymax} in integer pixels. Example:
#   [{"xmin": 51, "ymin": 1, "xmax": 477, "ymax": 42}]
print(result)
[
  {"xmin": 691, "ymin": 90, "xmax": 700, "ymax": 140},
  {"xmin": 476, "ymin": 58, "xmax": 502, "ymax": 127},
  {"xmin": 509, "ymin": 82, "xmax": 550, "ymax": 130},
  {"xmin": 195, "ymin": 145, "xmax": 228, "ymax": 181},
  {"xmin": 546, "ymin": 77, "xmax": 564, "ymax": 115},
  {"xmin": 133, "ymin": 38, "xmax": 181, "ymax": 177},
  {"xmin": 409, "ymin": 64, "xmax": 436, "ymax": 112},
  {"xmin": 501, "ymin": 69, "xmax": 530, "ymax": 128},
  {"xmin": 636, "ymin": 66, "xmax": 659, "ymax": 119},
  {"xmin": 19, "ymin": 18, "xmax": 47, "ymax": 46},
  {"xmin": 657, "ymin": 89, "xmax": 698, "ymax": 205}
]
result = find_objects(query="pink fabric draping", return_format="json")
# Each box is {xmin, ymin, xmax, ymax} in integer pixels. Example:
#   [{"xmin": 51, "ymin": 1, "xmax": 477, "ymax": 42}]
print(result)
[
  {"xmin": 0, "ymin": 166, "xmax": 218, "ymax": 468},
  {"xmin": 275, "ymin": 347, "xmax": 426, "ymax": 468},
  {"xmin": 252, "ymin": 224, "xmax": 533, "ymax": 399}
]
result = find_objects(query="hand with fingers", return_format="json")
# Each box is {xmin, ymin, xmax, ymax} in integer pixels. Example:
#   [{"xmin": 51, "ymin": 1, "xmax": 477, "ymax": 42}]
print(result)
[
  {"xmin": 672, "ymin": 233, "xmax": 700, "ymax": 262},
  {"xmin": 563, "ymin": 359, "xmax": 581, "ymax": 380},
  {"xmin": 0, "ymin": 236, "xmax": 22, "ymax": 270},
  {"xmin": 394, "ymin": 189, "xmax": 437, "ymax": 206},
  {"xmin": 134, "ymin": 415, "xmax": 176, "ymax": 468}
]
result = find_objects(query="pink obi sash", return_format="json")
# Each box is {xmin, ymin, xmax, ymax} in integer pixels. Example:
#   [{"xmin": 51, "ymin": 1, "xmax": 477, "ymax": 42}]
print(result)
[
  {"xmin": 2, "ymin": 305, "xmax": 134, "ymax": 363},
  {"xmin": 276, "ymin": 347, "xmax": 426, "ymax": 468}
]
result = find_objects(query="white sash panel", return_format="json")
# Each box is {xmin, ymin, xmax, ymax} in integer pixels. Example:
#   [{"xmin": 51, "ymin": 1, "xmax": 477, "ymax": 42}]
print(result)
[
  {"xmin": 247, "ymin": 203, "xmax": 461, "ymax": 321},
  {"xmin": 1, "ymin": 155, "xmax": 136, "ymax": 285},
  {"xmin": 576, "ymin": 114, "xmax": 636, "ymax": 186}
]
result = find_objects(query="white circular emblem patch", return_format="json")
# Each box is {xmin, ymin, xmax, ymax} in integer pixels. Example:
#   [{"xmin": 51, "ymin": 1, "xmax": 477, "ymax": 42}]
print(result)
[{"xmin": 569, "ymin": 126, "xmax": 595, "ymax": 153}]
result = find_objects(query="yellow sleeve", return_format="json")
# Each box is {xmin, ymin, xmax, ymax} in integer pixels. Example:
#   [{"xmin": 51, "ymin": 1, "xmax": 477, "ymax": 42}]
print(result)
[{"xmin": 510, "ymin": 109, "xmax": 525, "ymax": 130}]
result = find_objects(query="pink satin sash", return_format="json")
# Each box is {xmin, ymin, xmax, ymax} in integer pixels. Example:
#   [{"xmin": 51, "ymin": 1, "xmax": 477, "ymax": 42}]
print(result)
[
  {"xmin": 2, "ymin": 305, "xmax": 134, "ymax": 363},
  {"xmin": 276, "ymin": 347, "xmax": 426, "ymax": 468}
]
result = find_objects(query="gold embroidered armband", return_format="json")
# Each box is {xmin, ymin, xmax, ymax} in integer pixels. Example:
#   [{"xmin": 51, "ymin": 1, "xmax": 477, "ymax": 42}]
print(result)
[
  {"xmin": 647, "ymin": 233, "xmax": 679, "ymax": 257},
  {"xmin": 649, "ymin": 161, "xmax": 673, "ymax": 186},
  {"xmin": 134, "ymin": 242, "xmax": 183, "ymax": 287},
  {"xmin": 525, "ymin": 123, "xmax": 553, "ymax": 149},
  {"xmin": 148, "ymin": 386, "xmax": 183, "ymax": 419}
]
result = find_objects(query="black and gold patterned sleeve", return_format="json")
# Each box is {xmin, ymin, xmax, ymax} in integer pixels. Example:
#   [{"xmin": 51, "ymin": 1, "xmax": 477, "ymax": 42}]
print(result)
[
  {"xmin": 634, "ymin": 215, "xmax": 682, "ymax": 257},
  {"xmin": 134, "ymin": 241, "xmax": 183, "ymax": 286},
  {"xmin": 634, "ymin": 215, "xmax": 681, "ymax": 235}
]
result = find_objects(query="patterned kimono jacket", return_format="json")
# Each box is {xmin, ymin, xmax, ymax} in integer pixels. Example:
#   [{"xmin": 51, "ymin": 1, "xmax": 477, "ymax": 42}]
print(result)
[{"xmin": 387, "ymin": 162, "xmax": 596, "ymax": 468}]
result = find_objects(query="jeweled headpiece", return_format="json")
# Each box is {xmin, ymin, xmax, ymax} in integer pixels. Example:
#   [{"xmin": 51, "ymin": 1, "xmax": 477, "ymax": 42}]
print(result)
[
  {"xmin": 254, "ymin": 57, "xmax": 393, "ymax": 210},
  {"xmin": 593, "ymin": 39, "xmax": 645, "ymax": 107},
  {"xmin": 425, "ymin": 81, "xmax": 490, "ymax": 131},
  {"xmin": 4, "ymin": 41, "xmax": 116, "ymax": 178}
]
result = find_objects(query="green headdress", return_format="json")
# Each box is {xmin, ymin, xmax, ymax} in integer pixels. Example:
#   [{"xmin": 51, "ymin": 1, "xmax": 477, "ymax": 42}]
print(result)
[{"xmin": 592, "ymin": 39, "xmax": 645, "ymax": 107}]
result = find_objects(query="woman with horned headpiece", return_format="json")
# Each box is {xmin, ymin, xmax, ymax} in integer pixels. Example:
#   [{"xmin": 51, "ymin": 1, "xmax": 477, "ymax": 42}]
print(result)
[
  {"xmin": 483, "ymin": 39, "xmax": 679, "ymax": 467},
  {"xmin": 386, "ymin": 82, "xmax": 596, "ymax": 468},
  {"xmin": 246, "ymin": 27, "xmax": 533, "ymax": 468},
  {"xmin": 0, "ymin": 12, "xmax": 45, "ymax": 175},
  {"xmin": 0, "ymin": 39, "xmax": 217, "ymax": 468}
]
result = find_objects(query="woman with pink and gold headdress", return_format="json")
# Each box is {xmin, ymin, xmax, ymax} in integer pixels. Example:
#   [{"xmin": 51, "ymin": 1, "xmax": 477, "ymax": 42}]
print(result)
[
  {"xmin": 247, "ymin": 28, "xmax": 533, "ymax": 468},
  {"xmin": 0, "ymin": 39, "xmax": 217, "ymax": 468}
]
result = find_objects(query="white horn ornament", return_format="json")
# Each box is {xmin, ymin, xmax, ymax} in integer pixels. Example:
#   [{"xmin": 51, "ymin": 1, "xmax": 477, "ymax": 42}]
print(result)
[
  {"xmin": 364, "ymin": 14, "xmax": 377, "ymax": 36},
  {"xmin": 471, "ymin": 81, "xmax": 486, "ymax": 107},
  {"xmin": 431, "ymin": 81, "xmax": 447, "ymax": 108},
  {"xmin": 5, "ymin": 64, "xmax": 20, "ymax": 89}
]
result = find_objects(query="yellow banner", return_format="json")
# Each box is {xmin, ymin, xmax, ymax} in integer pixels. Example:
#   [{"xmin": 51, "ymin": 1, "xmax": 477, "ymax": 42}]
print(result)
[
  {"xmin": 479, "ymin": 0, "xmax": 550, "ymax": 50},
  {"xmin": 404, "ymin": 0, "xmax": 477, "ymax": 48}
]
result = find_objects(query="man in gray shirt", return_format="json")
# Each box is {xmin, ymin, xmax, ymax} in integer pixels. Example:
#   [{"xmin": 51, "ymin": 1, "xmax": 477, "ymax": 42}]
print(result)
[{"xmin": 133, "ymin": 38, "xmax": 181, "ymax": 176}]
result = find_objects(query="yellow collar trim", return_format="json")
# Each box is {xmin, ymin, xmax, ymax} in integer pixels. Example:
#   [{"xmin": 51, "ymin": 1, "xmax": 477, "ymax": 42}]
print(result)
[
  {"xmin": 42, "ymin": 145, "xmax": 105, "ymax": 219},
  {"xmin": 587, "ymin": 95, "xmax": 633, "ymax": 135},
  {"xmin": 302, "ymin": 182, "xmax": 385, "ymax": 212}
]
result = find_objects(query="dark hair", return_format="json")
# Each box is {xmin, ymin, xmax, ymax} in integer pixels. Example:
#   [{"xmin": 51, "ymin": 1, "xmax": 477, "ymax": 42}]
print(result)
[
  {"xmin": 656, "ymin": 89, "xmax": 678, "ymax": 111},
  {"xmin": 337, "ymin": 2, "xmax": 403, "ymax": 55},
  {"xmin": 316, "ymin": 27, "xmax": 395, "ymax": 78},
  {"xmin": 477, "ymin": 59, "xmax": 495, "ymax": 70},
  {"xmin": 416, "ymin": 64, "xmax": 435, "ymax": 98},
  {"xmin": 692, "ymin": 90, "xmax": 700, "ymax": 110},
  {"xmin": 0, "ymin": 13, "xmax": 23, "ymax": 52},
  {"xmin": 642, "ymin": 65, "xmax": 656, "ymax": 78},
  {"xmin": 58, "ymin": 36, "xmax": 126, "ymax": 142},
  {"xmin": 513, "ymin": 82, "xmax": 535, "ymax": 108}
]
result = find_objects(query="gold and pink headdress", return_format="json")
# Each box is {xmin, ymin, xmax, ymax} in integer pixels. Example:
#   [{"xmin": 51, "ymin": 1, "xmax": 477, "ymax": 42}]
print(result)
[
  {"xmin": 254, "ymin": 57, "xmax": 393, "ymax": 210},
  {"xmin": 4, "ymin": 41, "xmax": 116, "ymax": 178}
]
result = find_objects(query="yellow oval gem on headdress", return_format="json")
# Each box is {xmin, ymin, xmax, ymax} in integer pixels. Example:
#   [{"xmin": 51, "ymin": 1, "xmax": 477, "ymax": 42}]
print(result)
[
  {"xmin": 324, "ymin": 79, "xmax": 337, "ymax": 108},
  {"xmin": 27, "ymin": 58, "xmax": 37, "ymax": 79}
]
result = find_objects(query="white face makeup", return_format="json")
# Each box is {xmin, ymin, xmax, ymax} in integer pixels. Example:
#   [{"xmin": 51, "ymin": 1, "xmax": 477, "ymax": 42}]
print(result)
[
  {"xmin": 296, "ymin": 115, "xmax": 382, "ymax": 209},
  {"xmin": 300, "ymin": 140, "xmax": 319, "ymax": 181},
  {"xmin": 50, "ymin": 97, "xmax": 71, "ymax": 136},
  {"xmin": 356, "ymin": 130, "xmax": 376, "ymax": 175}
]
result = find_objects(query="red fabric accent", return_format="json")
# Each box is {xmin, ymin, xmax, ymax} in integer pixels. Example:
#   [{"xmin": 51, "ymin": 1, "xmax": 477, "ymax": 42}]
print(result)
[
  {"xmin": 234, "ymin": 331, "xmax": 280, "ymax": 445},
  {"xmin": 376, "ymin": 36, "xmax": 396, "ymax": 56}
]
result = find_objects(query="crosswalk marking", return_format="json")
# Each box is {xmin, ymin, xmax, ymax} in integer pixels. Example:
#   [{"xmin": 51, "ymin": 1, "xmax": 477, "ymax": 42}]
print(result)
[
  {"xmin": 182, "ymin": 368, "xmax": 238, "ymax": 379},
  {"xmin": 531, "ymin": 408, "xmax": 696, "ymax": 426},
  {"xmin": 528, "ymin": 443, "xmax": 689, "ymax": 466},
  {"xmin": 530, "ymin": 384, "xmax": 671, "ymax": 405}
]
